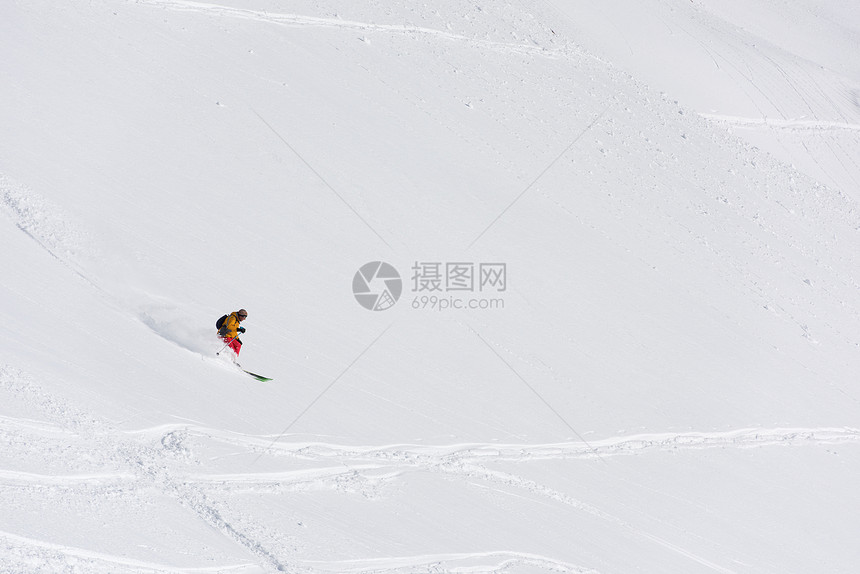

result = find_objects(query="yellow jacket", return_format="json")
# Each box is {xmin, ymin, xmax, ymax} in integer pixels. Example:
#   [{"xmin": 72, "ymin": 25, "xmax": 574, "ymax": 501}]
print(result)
[{"xmin": 220, "ymin": 312, "xmax": 242, "ymax": 339}]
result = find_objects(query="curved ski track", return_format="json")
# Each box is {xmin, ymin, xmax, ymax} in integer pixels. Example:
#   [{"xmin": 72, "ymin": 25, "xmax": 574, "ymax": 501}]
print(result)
[
  {"xmin": 133, "ymin": 0, "xmax": 577, "ymax": 59},
  {"xmin": 130, "ymin": 422, "xmax": 860, "ymax": 466},
  {"xmin": 0, "ymin": 530, "xmax": 257, "ymax": 574},
  {"xmin": 3, "ymin": 391, "xmax": 858, "ymax": 574}
]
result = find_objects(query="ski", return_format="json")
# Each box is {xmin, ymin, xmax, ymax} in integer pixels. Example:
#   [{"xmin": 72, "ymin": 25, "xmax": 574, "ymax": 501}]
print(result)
[{"xmin": 243, "ymin": 370, "xmax": 273, "ymax": 382}]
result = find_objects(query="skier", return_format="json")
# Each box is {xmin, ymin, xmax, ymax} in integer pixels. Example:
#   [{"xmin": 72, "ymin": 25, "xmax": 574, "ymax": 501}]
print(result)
[{"xmin": 217, "ymin": 309, "xmax": 248, "ymax": 356}]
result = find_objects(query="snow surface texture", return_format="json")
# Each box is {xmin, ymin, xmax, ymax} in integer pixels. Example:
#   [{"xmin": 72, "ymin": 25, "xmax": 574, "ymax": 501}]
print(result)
[{"xmin": 1, "ymin": 0, "xmax": 859, "ymax": 572}]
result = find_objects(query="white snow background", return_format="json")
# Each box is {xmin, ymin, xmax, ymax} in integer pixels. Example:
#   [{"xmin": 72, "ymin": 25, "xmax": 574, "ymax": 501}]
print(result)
[{"xmin": 2, "ymin": 0, "xmax": 860, "ymax": 572}]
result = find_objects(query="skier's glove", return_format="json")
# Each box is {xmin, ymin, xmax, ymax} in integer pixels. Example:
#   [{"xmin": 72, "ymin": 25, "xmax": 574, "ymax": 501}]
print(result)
[
  {"xmin": 218, "ymin": 326, "xmax": 228, "ymax": 337},
  {"xmin": 238, "ymin": 327, "xmax": 246, "ymax": 333}
]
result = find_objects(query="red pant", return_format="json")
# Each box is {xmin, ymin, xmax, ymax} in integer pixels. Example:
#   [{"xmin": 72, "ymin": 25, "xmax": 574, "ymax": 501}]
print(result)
[{"xmin": 222, "ymin": 337, "xmax": 242, "ymax": 355}]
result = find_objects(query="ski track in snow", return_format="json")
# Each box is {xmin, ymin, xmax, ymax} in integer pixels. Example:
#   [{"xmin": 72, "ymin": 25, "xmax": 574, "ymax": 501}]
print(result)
[
  {"xmin": 125, "ymin": 423, "xmax": 860, "ymax": 466},
  {"xmin": 0, "ymin": 469, "xmax": 137, "ymax": 487},
  {"xmin": 4, "ymin": 376, "xmax": 857, "ymax": 574},
  {"xmin": 6, "ymin": 407, "xmax": 858, "ymax": 496},
  {"xmin": 701, "ymin": 113, "xmax": 860, "ymax": 133},
  {"xmin": 0, "ymin": 530, "xmax": 258, "ymax": 574},
  {"xmin": 295, "ymin": 551, "xmax": 597, "ymax": 574},
  {"xmin": 5, "ymin": 412, "xmax": 858, "ymax": 492},
  {"xmin": 1, "ymin": 366, "xmax": 598, "ymax": 574},
  {"xmin": 133, "ymin": 0, "xmax": 574, "ymax": 58},
  {"xmin": 0, "ymin": 367, "xmax": 288, "ymax": 573},
  {"xmin": 3, "ymin": 525, "xmax": 592, "ymax": 574},
  {"xmin": 0, "ymin": 175, "xmax": 88, "ymax": 261}
]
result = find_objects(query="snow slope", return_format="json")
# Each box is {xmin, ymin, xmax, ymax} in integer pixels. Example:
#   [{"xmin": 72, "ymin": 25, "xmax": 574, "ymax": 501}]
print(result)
[
  {"xmin": 550, "ymin": 0, "xmax": 860, "ymax": 202},
  {"xmin": 1, "ymin": 0, "xmax": 859, "ymax": 572}
]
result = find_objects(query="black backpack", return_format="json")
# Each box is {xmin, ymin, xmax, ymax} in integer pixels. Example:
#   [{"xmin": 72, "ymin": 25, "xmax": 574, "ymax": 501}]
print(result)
[{"xmin": 216, "ymin": 314, "xmax": 228, "ymax": 330}]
